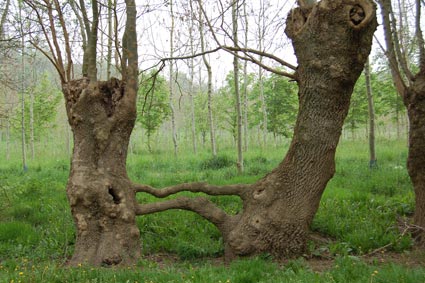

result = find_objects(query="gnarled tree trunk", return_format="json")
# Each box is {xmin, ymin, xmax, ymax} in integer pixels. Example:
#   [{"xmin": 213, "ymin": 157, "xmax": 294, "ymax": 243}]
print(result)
[
  {"xmin": 136, "ymin": 0, "xmax": 377, "ymax": 259},
  {"xmin": 64, "ymin": 78, "xmax": 140, "ymax": 266}
]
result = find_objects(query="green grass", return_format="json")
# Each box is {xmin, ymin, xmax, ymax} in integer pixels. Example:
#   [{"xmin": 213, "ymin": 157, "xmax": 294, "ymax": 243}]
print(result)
[{"xmin": 1, "ymin": 138, "xmax": 424, "ymax": 282}]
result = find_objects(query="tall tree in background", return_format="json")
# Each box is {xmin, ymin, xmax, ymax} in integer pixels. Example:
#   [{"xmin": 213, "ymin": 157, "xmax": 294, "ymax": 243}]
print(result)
[
  {"xmin": 188, "ymin": 0, "xmax": 197, "ymax": 154},
  {"xmin": 378, "ymin": 0, "xmax": 425, "ymax": 245},
  {"xmin": 199, "ymin": 0, "xmax": 217, "ymax": 157},
  {"xmin": 364, "ymin": 58, "xmax": 377, "ymax": 168},
  {"xmin": 232, "ymin": 0, "xmax": 244, "ymax": 173},
  {"xmin": 169, "ymin": 0, "xmax": 178, "ymax": 157},
  {"xmin": 18, "ymin": 1, "xmax": 27, "ymax": 171},
  {"xmin": 242, "ymin": 1, "xmax": 249, "ymax": 152},
  {"xmin": 256, "ymin": 0, "xmax": 268, "ymax": 148}
]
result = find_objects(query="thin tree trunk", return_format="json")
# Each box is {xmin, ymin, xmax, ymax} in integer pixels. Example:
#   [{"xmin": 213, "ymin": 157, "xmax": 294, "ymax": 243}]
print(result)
[
  {"xmin": 258, "ymin": 2, "xmax": 267, "ymax": 148},
  {"xmin": 232, "ymin": 0, "xmax": 244, "ymax": 173},
  {"xmin": 189, "ymin": 0, "xmax": 197, "ymax": 154},
  {"xmin": 6, "ymin": 113, "xmax": 10, "ymax": 161},
  {"xmin": 29, "ymin": 84, "xmax": 35, "ymax": 159},
  {"xmin": 365, "ymin": 58, "xmax": 377, "ymax": 168},
  {"xmin": 199, "ymin": 0, "xmax": 216, "ymax": 157},
  {"xmin": 242, "ymin": 1, "xmax": 249, "ymax": 152},
  {"xmin": 19, "ymin": 4, "xmax": 27, "ymax": 171},
  {"xmin": 169, "ymin": 0, "xmax": 178, "ymax": 157}
]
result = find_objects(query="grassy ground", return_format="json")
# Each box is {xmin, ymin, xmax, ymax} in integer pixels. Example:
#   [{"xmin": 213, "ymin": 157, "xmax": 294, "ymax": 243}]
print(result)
[{"xmin": 1, "ymin": 138, "xmax": 425, "ymax": 282}]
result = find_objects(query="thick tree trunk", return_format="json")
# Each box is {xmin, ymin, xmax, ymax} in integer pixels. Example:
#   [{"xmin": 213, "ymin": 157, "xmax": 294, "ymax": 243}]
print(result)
[
  {"xmin": 226, "ymin": 0, "xmax": 377, "ymax": 257},
  {"xmin": 405, "ymin": 73, "xmax": 425, "ymax": 244},
  {"xmin": 63, "ymin": 78, "xmax": 140, "ymax": 266},
  {"xmin": 136, "ymin": 0, "xmax": 377, "ymax": 260}
]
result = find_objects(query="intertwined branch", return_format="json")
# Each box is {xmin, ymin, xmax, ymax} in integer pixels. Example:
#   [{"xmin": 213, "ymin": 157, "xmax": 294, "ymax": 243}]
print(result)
[{"xmin": 133, "ymin": 182, "xmax": 250, "ymax": 229}]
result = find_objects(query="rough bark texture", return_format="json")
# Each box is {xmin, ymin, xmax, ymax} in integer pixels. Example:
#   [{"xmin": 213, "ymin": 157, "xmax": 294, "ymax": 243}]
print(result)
[
  {"xmin": 63, "ymin": 78, "xmax": 140, "ymax": 266},
  {"xmin": 137, "ymin": 0, "xmax": 377, "ymax": 260},
  {"xmin": 224, "ymin": 0, "xmax": 377, "ymax": 258},
  {"xmin": 406, "ymin": 72, "xmax": 425, "ymax": 244}
]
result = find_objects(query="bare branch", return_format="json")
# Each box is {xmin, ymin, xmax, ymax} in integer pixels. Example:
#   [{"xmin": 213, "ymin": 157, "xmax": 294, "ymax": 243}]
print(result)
[
  {"xmin": 135, "ymin": 196, "xmax": 230, "ymax": 228},
  {"xmin": 378, "ymin": 0, "xmax": 407, "ymax": 96},
  {"xmin": 133, "ymin": 182, "xmax": 249, "ymax": 198},
  {"xmin": 44, "ymin": 0, "xmax": 66, "ymax": 83},
  {"xmin": 197, "ymin": 0, "xmax": 297, "ymax": 80},
  {"xmin": 29, "ymin": 40, "xmax": 65, "ymax": 83},
  {"xmin": 53, "ymin": 0, "xmax": 73, "ymax": 81},
  {"xmin": 389, "ymin": 2, "xmax": 414, "ymax": 81}
]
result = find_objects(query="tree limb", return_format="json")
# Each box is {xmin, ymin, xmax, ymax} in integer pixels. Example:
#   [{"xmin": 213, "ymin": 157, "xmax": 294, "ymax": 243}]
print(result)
[
  {"xmin": 377, "ymin": 0, "xmax": 407, "ymax": 97},
  {"xmin": 53, "ymin": 0, "xmax": 73, "ymax": 81},
  {"xmin": 135, "ymin": 196, "xmax": 230, "ymax": 228},
  {"xmin": 133, "ymin": 182, "xmax": 249, "ymax": 198},
  {"xmin": 197, "ymin": 0, "xmax": 297, "ymax": 80}
]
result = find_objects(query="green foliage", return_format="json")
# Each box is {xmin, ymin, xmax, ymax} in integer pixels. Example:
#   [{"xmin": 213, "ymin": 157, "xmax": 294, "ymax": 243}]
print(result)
[
  {"xmin": 345, "ymin": 68, "xmax": 402, "ymax": 137},
  {"xmin": 200, "ymin": 154, "xmax": 234, "ymax": 170},
  {"xmin": 137, "ymin": 70, "xmax": 170, "ymax": 151},
  {"xmin": 259, "ymin": 73, "xmax": 298, "ymax": 137},
  {"xmin": 11, "ymin": 71, "xmax": 61, "ymax": 141}
]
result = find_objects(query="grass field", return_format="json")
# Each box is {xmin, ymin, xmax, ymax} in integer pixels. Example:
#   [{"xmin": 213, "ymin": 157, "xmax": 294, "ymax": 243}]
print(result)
[{"xmin": 1, "ymin": 138, "xmax": 425, "ymax": 282}]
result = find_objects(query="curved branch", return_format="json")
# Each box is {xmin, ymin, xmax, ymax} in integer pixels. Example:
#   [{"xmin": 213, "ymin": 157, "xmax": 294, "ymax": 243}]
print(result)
[
  {"xmin": 135, "ymin": 196, "xmax": 230, "ymax": 228},
  {"xmin": 133, "ymin": 182, "xmax": 249, "ymax": 198},
  {"xmin": 223, "ymin": 46, "xmax": 297, "ymax": 71}
]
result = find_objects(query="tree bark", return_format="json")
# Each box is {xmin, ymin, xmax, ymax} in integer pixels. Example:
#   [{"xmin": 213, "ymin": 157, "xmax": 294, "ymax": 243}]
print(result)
[
  {"xmin": 227, "ymin": 0, "xmax": 376, "ymax": 256},
  {"xmin": 137, "ymin": 0, "xmax": 377, "ymax": 259},
  {"xmin": 62, "ymin": 0, "xmax": 140, "ymax": 266},
  {"xmin": 64, "ymin": 78, "xmax": 140, "ymax": 266}
]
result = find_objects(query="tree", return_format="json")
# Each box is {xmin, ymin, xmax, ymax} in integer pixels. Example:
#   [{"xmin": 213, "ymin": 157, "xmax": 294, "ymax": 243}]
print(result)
[
  {"xmin": 365, "ymin": 58, "xmax": 377, "ymax": 168},
  {"xmin": 25, "ymin": 0, "xmax": 377, "ymax": 265},
  {"xmin": 137, "ymin": 71, "xmax": 170, "ymax": 152},
  {"xmin": 378, "ymin": 0, "xmax": 425, "ymax": 245},
  {"xmin": 135, "ymin": 0, "xmax": 377, "ymax": 259},
  {"xmin": 169, "ymin": 0, "xmax": 178, "ymax": 157},
  {"xmin": 24, "ymin": 0, "xmax": 141, "ymax": 266},
  {"xmin": 232, "ymin": 0, "xmax": 244, "ymax": 173},
  {"xmin": 199, "ymin": 0, "xmax": 217, "ymax": 157}
]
